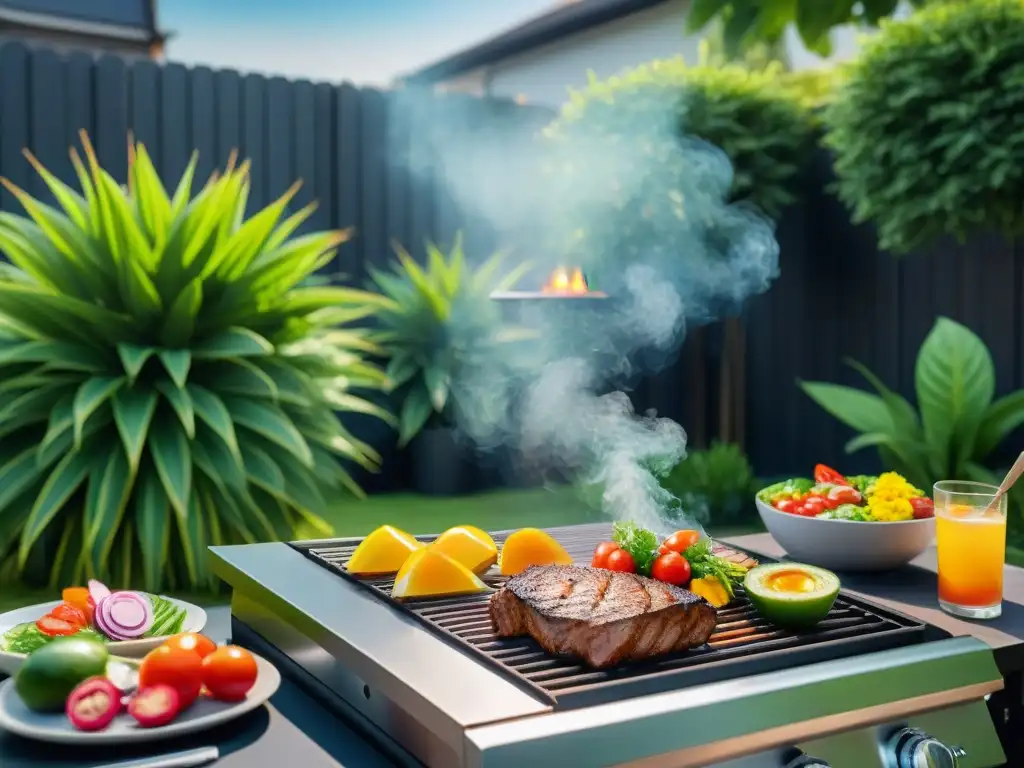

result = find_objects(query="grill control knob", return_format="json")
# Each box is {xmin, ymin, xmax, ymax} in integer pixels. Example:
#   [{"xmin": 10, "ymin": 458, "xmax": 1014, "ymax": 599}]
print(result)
[
  {"xmin": 782, "ymin": 750, "xmax": 830, "ymax": 768},
  {"xmin": 887, "ymin": 727, "xmax": 966, "ymax": 768}
]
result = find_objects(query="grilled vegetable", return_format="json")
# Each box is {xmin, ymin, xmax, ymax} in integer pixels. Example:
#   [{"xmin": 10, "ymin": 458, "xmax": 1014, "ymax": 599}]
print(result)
[
  {"xmin": 611, "ymin": 522, "xmax": 659, "ymax": 575},
  {"xmin": 744, "ymin": 563, "xmax": 840, "ymax": 628},
  {"xmin": 660, "ymin": 530, "xmax": 701, "ymax": 555},
  {"xmin": 591, "ymin": 541, "xmax": 621, "ymax": 569},
  {"xmin": 605, "ymin": 549, "xmax": 636, "ymax": 573},
  {"xmin": 689, "ymin": 577, "xmax": 730, "ymax": 608},
  {"xmin": 651, "ymin": 552, "xmax": 691, "ymax": 586}
]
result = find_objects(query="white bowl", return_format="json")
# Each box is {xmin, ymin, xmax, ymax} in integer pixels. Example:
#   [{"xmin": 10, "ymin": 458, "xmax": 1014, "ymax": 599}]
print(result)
[{"xmin": 755, "ymin": 497, "xmax": 935, "ymax": 572}]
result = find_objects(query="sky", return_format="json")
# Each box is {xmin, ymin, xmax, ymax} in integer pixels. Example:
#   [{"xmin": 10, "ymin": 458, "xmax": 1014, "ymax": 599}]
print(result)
[{"xmin": 160, "ymin": 0, "xmax": 559, "ymax": 85}]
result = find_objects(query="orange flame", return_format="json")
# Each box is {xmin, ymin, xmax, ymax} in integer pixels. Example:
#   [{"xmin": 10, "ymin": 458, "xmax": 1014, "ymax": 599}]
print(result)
[{"xmin": 542, "ymin": 266, "xmax": 589, "ymax": 295}]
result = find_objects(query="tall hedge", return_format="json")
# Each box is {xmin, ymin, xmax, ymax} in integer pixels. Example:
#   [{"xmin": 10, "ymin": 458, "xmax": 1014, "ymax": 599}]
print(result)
[{"xmin": 825, "ymin": 0, "xmax": 1024, "ymax": 254}]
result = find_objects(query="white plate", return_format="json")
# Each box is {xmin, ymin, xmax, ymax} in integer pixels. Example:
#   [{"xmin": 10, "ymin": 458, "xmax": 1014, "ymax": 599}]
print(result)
[
  {"xmin": 0, "ymin": 653, "xmax": 280, "ymax": 745},
  {"xmin": 0, "ymin": 598, "xmax": 207, "ymax": 677}
]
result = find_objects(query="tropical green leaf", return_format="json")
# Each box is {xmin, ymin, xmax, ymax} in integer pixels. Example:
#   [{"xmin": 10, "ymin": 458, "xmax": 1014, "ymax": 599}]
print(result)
[
  {"xmin": 112, "ymin": 388, "xmax": 159, "ymax": 470},
  {"xmin": 224, "ymin": 397, "xmax": 313, "ymax": 467},
  {"xmin": 156, "ymin": 380, "xmax": 196, "ymax": 438},
  {"xmin": 72, "ymin": 376, "xmax": 124, "ymax": 447},
  {"xmin": 915, "ymin": 318, "xmax": 994, "ymax": 478},
  {"xmin": 84, "ymin": 445, "xmax": 134, "ymax": 573},
  {"xmin": 134, "ymin": 466, "xmax": 171, "ymax": 592},
  {"xmin": 193, "ymin": 327, "xmax": 274, "ymax": 359},
  {"xmin": 398, "ymin": 386, "xmax": 433, "ymax": 447},
  {"xmin": 18, "ymin": 448, "xmax": 93, "ymax": 565},
  {"xmin": 158, "ymin": 349, "xmax": 192, "ymax": 389},
  {"xmin": 118, "ymin": 343, "xmax": 155, "ymax": 384},
  {"xmin": 975, "ymin": 390, "xmax": 1024, "ymax": 461},
  {"xmin": 204, "ymin": 359, "xmax": 278, "ymax": 399},
  {"xmin": 188, "ymin": 384, "xmax": 242, "ymax": 461},
  {"xmin": 161, "ymin": 279, "xmax": 202, "ymax": 347},
  {"xmin": 241, "ymin": 443, "xmax": 286, "ymax": 495},
  {"xmin": 148, "ymin": 415, "xmax": 192, "ymax": 519},
  {"xmin": 799, "ymin": 380, "xmax": 893, "ymax": 435},
  {"xmin": 174, "ymin": 491, "xmax": 206, "ymax": 585},
  {"xmin": 0, "ymin": 446, "xmax": 47, "ymax": 514}
]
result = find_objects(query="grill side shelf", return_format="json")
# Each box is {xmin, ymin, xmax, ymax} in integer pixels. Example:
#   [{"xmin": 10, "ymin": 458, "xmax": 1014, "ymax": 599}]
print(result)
[{"xmin": 290, "ymin": 525, "xmax": 935, "ymax": 711}]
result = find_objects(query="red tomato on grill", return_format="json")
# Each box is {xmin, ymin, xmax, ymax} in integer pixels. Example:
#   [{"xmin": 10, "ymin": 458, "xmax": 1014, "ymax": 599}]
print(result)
[
  {"xmin": 604, "ymin": 549, "xmax": 636, "ymax": 573},
  {"xmin": 652, "ymin": 552, "xmax": 691, "ymax": 586},
  {"xmin": 814, "ymin": 464, "xmax": 848, "ymax": 486},
  {"xmin": 591, "ymin": 541, "xmax": 620, "ymax": 569},
  {"xmin": 661, "ymin": 530, "xmax": 701, "ymax": 554}
]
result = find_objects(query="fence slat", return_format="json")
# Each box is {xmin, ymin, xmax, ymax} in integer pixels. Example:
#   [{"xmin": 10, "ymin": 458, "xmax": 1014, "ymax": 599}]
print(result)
[
  {"xmin": 94, "ymin": 55, "xmax": 129, "ymax": 182},
  {"xmin": 190, "ymin": 66, "xmax": 217, "ymax": 180},
  {"xmin": 0, "ymin": 43, "xmax": 31, "ymax": 211},
  {"xmin": 241, "ymin": 74, "xmax": 267, "ymax": 211},
  {"xmin": 292, "ymin": 80, "xmax": 317, "ymax": 237},
  {"xmin": 130, "ymin": 60, "xmax": 161, "ymax": 154},
  {"xmin": 265, "ymin": 76, "xmax": 294, "ymax": 204},
  {"xmin": 215, "ymin": 69, "xmax": 242, "ymax": 165},
  {"xmin": 160, "ymin": 63, "xmax": 189, "ymax": 187},
  {"xmin": 335, "ymin": 83, "xmax": 362, "ymax": 283}
]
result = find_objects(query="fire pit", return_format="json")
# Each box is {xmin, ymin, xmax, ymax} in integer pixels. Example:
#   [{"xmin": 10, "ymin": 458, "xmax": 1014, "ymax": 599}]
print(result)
[
  {"xmin": 490, "ymin": 266, "xmax": 608, "ymax": 301},
  {"xmin": 211, "ymin": 523, "xmax": 1005, "ymax": 768}
]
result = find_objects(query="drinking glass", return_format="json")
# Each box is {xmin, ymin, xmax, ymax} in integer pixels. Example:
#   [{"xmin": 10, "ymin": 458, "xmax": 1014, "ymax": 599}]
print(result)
[{"xmin": 934, "ymin": 480, "xmax": 1007, "ymax": 619}]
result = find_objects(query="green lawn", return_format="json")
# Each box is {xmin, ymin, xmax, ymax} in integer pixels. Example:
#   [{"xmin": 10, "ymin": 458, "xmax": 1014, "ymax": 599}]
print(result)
[{"xmin": 0, "ymin": 486, "xmax": 765, "ymax": 614}]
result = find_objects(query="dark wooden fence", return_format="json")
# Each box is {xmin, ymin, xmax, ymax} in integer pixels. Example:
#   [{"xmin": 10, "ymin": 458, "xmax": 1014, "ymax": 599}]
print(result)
[{"xmin": 1, "ymin": 41, "xmax": 1021, "ymax": 488}]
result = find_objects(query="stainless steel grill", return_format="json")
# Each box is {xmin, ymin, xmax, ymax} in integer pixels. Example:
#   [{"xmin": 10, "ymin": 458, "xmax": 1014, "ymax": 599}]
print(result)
[
  {"xmin": 294, "ymin": 525, "xmax": 928, "ymax": 710},
  {"xmin": 212, "ymin": 522, "xmax": 1009, "ymax": 768}
]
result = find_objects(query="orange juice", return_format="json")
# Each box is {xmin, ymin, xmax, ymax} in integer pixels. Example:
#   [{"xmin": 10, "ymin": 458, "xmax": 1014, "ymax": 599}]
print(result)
[{"xmin": 936, "ymin": 505, "xmax": 1006, "ymax": 607}]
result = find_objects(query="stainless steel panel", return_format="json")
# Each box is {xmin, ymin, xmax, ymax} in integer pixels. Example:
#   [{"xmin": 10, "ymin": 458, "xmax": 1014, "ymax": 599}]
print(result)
[
  {"xmin": 462, "ymin": 637, "xmax": 1003, "ymax": 768},
  {"xmin": 209, "ymin": 542, "xmax": 552, "ymax": 755}
]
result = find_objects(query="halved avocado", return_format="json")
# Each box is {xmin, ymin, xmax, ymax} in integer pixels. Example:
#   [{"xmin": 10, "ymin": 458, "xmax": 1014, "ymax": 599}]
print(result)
[{"xmin": 744, "ymin": 563, "xmax": 840, "ymax": 629}]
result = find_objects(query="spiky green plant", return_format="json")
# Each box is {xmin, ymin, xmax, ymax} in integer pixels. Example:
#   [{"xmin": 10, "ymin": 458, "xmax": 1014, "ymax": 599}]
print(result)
[
  {"xmin": 369, "ymin": 234, "xmax": 532, "ymax": 446},
  {"xmin": 0, "ymin": 133, "xmax": 395, "ymax": 592}
]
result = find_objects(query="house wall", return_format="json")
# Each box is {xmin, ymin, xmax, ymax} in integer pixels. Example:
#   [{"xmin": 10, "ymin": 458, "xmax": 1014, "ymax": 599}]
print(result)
[{"xmin": 435, "ymin": 0, "xmax": 915, "ymax": 109}]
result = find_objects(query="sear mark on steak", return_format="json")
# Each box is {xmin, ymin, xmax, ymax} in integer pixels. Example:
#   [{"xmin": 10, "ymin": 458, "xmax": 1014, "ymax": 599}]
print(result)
[{"xmin": 489, "ymin": 565, "xmax": 718, "ymax": 668}]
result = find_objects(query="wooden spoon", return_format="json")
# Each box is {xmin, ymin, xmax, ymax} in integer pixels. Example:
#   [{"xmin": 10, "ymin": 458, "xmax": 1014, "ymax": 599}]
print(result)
[{"xmin": 985, "ymin": 450, "xmax": 1024, "ymax": 514}]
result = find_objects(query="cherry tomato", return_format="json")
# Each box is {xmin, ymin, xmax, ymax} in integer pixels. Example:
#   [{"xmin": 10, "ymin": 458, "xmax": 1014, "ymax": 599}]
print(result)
[
  {"xmin": 651, "ymin": 552, "xmax": 691, "ymax": 586},
  {"xmin": 775, "ymin": 499, "xmax": 798, "ymax": 514},
  {"xmin": 139, "ymin": 645, "xmax": 204, "ymax": 709},
  {"xmin": 605, "ymin": 549, "xmax": 636, "ymax": 573},
  {"xmin": 662, "ymin": 530, "xmax": 701, "ymax": 554},
  {"xmin": 828, "ymin": 486, "xmax": 862, "ymax": 506},
  {"xmin": 163, "ymin": 633, "xmax": 218, "ymax": 660},
  {"xmin": 802, "ymin": 498, "xmax": 826, "ymax": 516},
  {"xmin": 201, "ymin": 646, "xmax": 259, "ymax": 702},
  {"xmin": 591, "ymin": 541, "xmax": 620, "ymax": 569},
  {"xmin": 36, "ymin": 616, "xmax": 79, "ymax": 637},
  {"xmin": 814, "ymin": 464, "xmax": 848, "ymax": 486},
  {"xmin": 49, "ymin": 603, "xmax": 88, "ymax": 628},
  {"xmin": 128, "ymin": 685, "xmax": 181, "ymax": 728},
  {"xmin": 910, "ymin": 497, "xmax": 935, "ymax": 519}
]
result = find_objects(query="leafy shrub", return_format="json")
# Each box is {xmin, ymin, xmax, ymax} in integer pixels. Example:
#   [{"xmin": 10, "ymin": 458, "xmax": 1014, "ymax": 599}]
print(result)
[
  {"xmin": 370, "ymin": 235, "xmax": 533, "ymax": 446},
  {"xmin": 824, "ymin": 0, "xmax": 1024, "ymax": 254},
  {"xmin": 0, "ymin": 136, "xmax": 393, "ymax": 592},
  {"xmin": 658, "ymin": 442, "xmax": 759, "ymax": 524},
  {"xmin": 545, "ymin": 56, "xmax": 816, "ymax": 221},
  {"xmin": 800, "ymin": 317, "xmax": 1024, "ymax": 492},
  {"xmin": 685, "ymin": 0, "xmax": 932, "ymax": 57}
]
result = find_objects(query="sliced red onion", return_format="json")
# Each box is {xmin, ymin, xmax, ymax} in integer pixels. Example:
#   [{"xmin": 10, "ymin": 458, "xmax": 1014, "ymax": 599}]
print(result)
[
  {"xmin": 94, "ymin": 591, "xmax": 154, "ymax": 640},
  {"xmin": 88, "ymin": 579, "xmax": 111, "ymax": 605}
]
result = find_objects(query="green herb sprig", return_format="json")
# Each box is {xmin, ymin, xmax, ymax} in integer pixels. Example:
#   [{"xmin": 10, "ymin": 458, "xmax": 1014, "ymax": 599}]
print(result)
[
  {"xmin": 612, "ymin": 521, "xmax": 660, "ymax": 576},
  {"xmin": 683, "ymin": 539, "xmax": 748, "ymax": 599}
]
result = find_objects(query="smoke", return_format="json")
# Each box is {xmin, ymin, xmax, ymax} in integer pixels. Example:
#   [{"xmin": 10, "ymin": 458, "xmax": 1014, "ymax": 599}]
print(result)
[{"xmin": 391, "ymin": 87, "xmax": 779, "ymax": 536}]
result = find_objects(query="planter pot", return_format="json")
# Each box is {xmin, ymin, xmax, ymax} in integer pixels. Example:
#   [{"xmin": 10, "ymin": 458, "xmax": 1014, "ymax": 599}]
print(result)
[{"xmin": 411, "ymin": 427, "xmax": 469, "ymax": 496}]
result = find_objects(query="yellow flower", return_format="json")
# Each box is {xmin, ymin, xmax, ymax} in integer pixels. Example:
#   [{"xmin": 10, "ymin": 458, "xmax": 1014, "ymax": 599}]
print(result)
[
  {"xmin": 867, "ymin": 495, "xmax": 914, "ymax": 522},
  {"xmin": 869, "ymin": 472, "xmax": 921, "ymax": 501}
]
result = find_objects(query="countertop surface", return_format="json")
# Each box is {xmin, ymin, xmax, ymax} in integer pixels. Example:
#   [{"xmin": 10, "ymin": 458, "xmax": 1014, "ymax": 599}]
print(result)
[
  {"xmin": 0, "ymin": 605, "xmax": 396, "ymax": 768},
  {"xmin": 5, "ymin": 526, "xmax": 1024, "ymax": 766},
  {"xmin": 724, "ymin": 532, "xmax": 1024, "ymax": 672}
]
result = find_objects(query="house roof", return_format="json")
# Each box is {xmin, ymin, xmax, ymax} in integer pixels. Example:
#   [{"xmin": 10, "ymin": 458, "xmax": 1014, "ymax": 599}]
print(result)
[
  {"xmin": 403, "ymin": 0, "xmax": 674, "ymax": 84},
  {"xmin": 0, "ymin": 0, "xmax": 165, "ymax": 45}
]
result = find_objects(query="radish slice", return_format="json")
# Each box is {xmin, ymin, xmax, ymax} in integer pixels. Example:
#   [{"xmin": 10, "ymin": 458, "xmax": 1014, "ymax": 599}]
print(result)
[
  {"xmin": 94, "ymin": 592, "xmax": 154, "ymax": 640},
  {"xmin": 88, "ymin": 579, "xmax": 111, "ymax": 604}
]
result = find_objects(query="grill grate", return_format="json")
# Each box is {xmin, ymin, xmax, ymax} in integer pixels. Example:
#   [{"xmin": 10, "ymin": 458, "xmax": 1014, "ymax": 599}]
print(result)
[{"xmin": 292, "ymin": 523, "xmax": 934, "ymax": 710}]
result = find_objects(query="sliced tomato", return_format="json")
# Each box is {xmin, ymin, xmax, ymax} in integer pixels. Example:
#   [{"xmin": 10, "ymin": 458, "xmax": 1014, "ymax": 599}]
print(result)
[
  {"xmin": 828, "ymin": 485, "xmax": 862, "ymax": 506},
  {"xmin": 802, "ymin": 498, "xmax": 826, "ymax": 516},
  {"xmin": 36, "ymin": 616, "xmax": 80, "ymax": 637},
  {"xmin": 910, "ymin": 497, "xmax": 935, "ymax": 519},
  {"xmin": 814, "ymin": 464, "xmax": 848, "ymax": 486},
  {"xmin": 49, "ymin": 603, "xmax": 88, "ymax": 628}
]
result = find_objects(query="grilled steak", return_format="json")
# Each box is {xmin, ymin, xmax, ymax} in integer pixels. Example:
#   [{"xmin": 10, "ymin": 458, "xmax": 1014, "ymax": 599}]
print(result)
[{"xmin": 490, "ymin": 565, "xmax": 717, "ymax": 668}]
